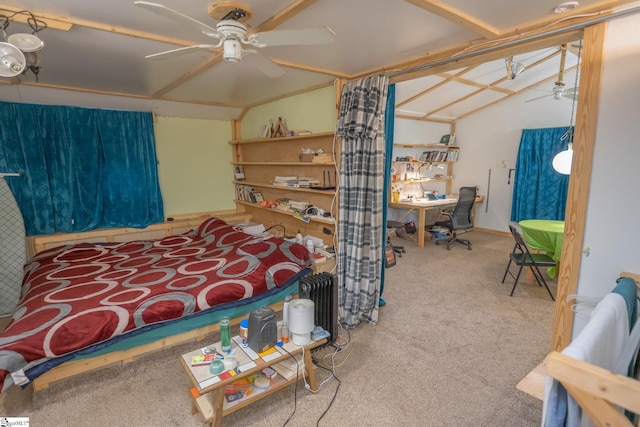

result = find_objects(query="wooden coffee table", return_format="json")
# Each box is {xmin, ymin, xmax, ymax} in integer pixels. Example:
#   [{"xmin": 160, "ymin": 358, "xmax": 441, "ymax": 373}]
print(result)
[{"xmin": 180, "ymin": 335, "xmax": 327, "ymax": 426}]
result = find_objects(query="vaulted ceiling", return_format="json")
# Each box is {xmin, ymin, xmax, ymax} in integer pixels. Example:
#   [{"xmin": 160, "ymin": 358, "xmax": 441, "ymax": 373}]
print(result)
[{"xmin": 0, "ymin": 0, "xmax": 637, "ymax": 121}]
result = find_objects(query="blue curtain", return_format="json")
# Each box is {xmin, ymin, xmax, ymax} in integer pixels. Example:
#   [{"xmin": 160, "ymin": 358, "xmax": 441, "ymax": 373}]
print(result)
[
  {"xmin": 510, "ymin": 126, "xmax": 571, "ymax": 222},
  {"xmin": 0, "ymin": 101, "xmax": 164, "ymax": 235},
  {"xmin": 380, "ymin": 84, "xmax": 395, "ymax": 305}
]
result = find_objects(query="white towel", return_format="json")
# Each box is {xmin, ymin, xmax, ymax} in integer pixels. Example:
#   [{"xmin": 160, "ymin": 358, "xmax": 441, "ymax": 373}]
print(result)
[{"xmin": 542, "ymin": 292, "xmax": 629, "ymax": 427}]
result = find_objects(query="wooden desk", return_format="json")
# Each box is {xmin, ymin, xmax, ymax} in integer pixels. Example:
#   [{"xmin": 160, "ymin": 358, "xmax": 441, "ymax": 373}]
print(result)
[{"xmin": 388, "ymin": 198, "xmax": 458, "ymax": 248}]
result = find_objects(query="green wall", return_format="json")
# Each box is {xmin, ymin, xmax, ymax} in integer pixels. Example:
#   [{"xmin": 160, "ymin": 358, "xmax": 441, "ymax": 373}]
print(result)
[
  {"xmin": 241, "ymin": 86, "xmax": 337, "ymax": 139},
  {"xmin": 154, "ymin": 116, "xmax": 235, "ymax": 217},
  {"xmin": 154, "ymin": 86, "xmax": 337, "ymax": 217}
]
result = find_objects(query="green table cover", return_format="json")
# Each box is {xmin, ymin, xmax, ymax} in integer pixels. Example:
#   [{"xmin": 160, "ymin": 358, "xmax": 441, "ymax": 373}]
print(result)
[{"xmin": 518, "ymin": 219, "xmax": 565, "ymax": 278}]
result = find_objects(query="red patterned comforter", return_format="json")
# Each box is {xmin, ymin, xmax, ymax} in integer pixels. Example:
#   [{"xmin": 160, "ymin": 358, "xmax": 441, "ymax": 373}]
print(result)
[{"xmin": 0, "ymin": 217, "xmax": 310, "ymax": 392}]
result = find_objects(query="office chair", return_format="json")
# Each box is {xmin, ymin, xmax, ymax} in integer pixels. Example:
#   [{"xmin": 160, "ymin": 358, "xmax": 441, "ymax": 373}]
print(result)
[
  {"xmin": 434, "ymin": 186, "xmax": 477, "ymax": 250},
  {"xmin": 386, "ymin": 220, "xmax": 406, "ymax": 257},
  {"xmin": 501, "ymin": 223, "xmax": 556, "ymax": 300}
]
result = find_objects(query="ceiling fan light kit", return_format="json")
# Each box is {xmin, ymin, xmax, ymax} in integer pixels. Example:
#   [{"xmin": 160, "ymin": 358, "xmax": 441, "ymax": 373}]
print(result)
[{"xmin": 135, "ymin": 1, "xmax": 336, "ymax": 77}]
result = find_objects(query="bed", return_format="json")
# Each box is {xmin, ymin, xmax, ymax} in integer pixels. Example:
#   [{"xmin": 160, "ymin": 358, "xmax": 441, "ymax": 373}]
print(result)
[{"xmin": 0, "ymin": 212, "xmax": 311, "ymax": 393}]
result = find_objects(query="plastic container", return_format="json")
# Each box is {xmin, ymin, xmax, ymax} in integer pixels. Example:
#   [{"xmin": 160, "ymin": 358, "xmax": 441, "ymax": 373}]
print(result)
[
  {"xmin": 220, "ymin": 316, "xmax": 231, "ymax": 352},
  {"xmin": 239, "ymin": 319, "xmax": 249, "ymax": 348},
  {"xmin": 296, "ymin": 230, "xmax": 303, "ymax": 244}
]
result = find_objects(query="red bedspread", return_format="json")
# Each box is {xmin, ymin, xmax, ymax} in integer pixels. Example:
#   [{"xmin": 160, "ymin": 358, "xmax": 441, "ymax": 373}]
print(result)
[{"xmin": 0, "ymin": 218, "xmax": 310, "ymax": 392}]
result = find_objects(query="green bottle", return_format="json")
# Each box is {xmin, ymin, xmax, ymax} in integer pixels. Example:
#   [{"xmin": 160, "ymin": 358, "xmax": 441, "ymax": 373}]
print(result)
[{"xmin": 220, "ymin": 317, "xmax": 231, "ymax": 352}]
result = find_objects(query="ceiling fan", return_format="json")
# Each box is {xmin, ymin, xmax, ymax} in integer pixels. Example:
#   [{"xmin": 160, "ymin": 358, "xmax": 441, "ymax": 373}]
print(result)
[
  {"xmin": 525, "ymin": 45, "xmax": 578, "ymax": 103},
  {"xmin": 134, "ymin": 1, "xmax": 336, "ymax": 78}
]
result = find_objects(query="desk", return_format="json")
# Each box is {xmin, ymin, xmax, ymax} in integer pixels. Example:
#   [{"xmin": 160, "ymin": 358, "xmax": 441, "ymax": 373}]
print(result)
[
  {"xmin": 518, "ymin": 219, "xmax": 565, "ymax": 278},
  {"xmin": 388, "ymin": 198, "xmax": 458, "ymax": 248}
]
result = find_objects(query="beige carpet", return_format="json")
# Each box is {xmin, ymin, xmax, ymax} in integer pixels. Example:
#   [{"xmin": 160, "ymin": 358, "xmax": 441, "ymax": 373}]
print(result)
[{"xmin": 0, "ymin": 231, "xmax": 555, "ymax": 426}]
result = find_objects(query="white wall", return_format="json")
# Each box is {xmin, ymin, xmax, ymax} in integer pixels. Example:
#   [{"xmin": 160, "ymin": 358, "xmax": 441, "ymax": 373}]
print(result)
[
  {"xmin": 393, "ymin": 83, "xmax": 572, "ymax": 230},
  {"xmin": 572, "ymin": 14, "xmax": 640, "ymax": 332}
]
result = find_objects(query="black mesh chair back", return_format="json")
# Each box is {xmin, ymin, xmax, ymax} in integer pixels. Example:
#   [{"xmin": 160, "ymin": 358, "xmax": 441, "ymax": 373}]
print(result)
[
  {"xmin": 434, "ymin": 186, "xmax": 477, "ymax": 250},
  {"xmin": 448, "ymin": 186, "xmax": 476, "ymax": 231},
  {"xmin": 501, "ymin": 223, "xmax": 556, "ymax": 300}
]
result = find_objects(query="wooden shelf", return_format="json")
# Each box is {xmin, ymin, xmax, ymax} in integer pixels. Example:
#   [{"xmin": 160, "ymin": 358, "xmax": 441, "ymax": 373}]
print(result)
[
  {"xmin": 234, "ymin": 181, "xmax": 336, "ymax": 196},
  {"xmin": 233, "ymin": 161, "xmax": 335, "ymax": 166},
  {"xmin": 394, "ymin": 143, "xmax": 455, "ymax": 148},
  {"xmin": 392, "ymin": 177, "xmax": 453, "ymax": 183},
  {"xmin": 229, "ymin": 131, "xmax": 335, "ymax": 145},
  {"xmin": 392, "ymin": 160, "xmax": 454, "ymax": 165},
  {"xmin": 231, "ymin": 131, "xmax": 338, "ymax": 243},
  {"xmin": 235, "ymin": 201, "xmax": 336, "ymax": 225}
]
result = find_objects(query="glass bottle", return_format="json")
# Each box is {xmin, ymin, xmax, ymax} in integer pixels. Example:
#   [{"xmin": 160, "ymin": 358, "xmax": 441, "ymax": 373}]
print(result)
[{"xmin": 220, "ymin": 316, "xmax": 231, "ymax": 352}]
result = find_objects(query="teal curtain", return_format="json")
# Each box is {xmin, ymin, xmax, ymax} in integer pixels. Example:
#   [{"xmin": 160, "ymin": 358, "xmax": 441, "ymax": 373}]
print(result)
[
  {"xmin": 0, "ymin": 102, "xmax": 164, "ymax": 235},
  {"xmin": 510, "ymin": 126, "xmax": 570, "ymax": 222},
  {"xmin": 380, "ymin": 84, "xmax": 395, "ymax": 305}
]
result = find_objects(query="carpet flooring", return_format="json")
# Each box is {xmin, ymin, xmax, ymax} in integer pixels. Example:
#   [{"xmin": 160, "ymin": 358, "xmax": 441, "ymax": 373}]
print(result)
[{"xmin": 0, "ymin": 231, "xmax": 556, "ymax": 426}]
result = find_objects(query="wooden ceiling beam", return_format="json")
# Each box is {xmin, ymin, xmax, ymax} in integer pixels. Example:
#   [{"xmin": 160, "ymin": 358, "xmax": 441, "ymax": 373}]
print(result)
[
  {"xmin": 152, "ymin": 55, "xmax": 224, "ymax": 98},
  {"xmin": 396, "ymin": 66, "xmax": 473, "ymax": 108},
  {"xmin": 404, "ymin": 0, "xmax": 500, "ymax": 38},
  {"xmin": 391, "ymin": 29, "xmax": 582, "ymax": 83},
  {"xmin": 251, "ymin": 0, "xmax": 319, "ymax": 33},
  {"xmin": 0, "ymin": 4, "xmax": 73, "ymax": 31},
  {"xmin": 456, "ymin": 64, "xmax": 578, "ymax": 120},
  {"xmin": 415, "ymin": 49, "xmax": 563, "ymax": 120}
]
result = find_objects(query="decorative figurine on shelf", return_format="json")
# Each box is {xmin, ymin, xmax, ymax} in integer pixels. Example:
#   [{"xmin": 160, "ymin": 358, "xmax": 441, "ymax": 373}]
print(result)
[{"xmin": 274, "ymin": 117, "xmax": 288, "ymax": 138}]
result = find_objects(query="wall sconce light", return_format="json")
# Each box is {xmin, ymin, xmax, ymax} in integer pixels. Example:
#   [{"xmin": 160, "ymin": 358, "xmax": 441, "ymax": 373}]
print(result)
[{"xmin": 505, "ymin": 57, "xmax": 525, "ymax": 80}]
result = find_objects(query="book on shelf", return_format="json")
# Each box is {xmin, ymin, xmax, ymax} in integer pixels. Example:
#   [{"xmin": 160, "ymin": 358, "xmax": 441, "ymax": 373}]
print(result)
[
  {"xmin": 439, "ymin": 134, "xmax": 456, "ymax": 145},
  {"xmin": 234, "ymin": 166, "xmax": 245, "ymax": 180}
]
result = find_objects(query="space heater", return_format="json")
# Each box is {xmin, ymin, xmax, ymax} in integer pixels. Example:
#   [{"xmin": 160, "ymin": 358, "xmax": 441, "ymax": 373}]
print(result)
[{"xmin": 299, "ymin": 272, "xmax": 338, "ymax": 346}]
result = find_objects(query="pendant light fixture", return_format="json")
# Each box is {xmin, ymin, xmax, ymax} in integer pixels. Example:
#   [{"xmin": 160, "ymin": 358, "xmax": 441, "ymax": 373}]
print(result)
[
  {"xmin": 553, "ymin": 43, "xmax": 581, "ymax": 175},
  {"xmin": 505, "ymin": 56, "xmax": 525, "ymax": 80}
]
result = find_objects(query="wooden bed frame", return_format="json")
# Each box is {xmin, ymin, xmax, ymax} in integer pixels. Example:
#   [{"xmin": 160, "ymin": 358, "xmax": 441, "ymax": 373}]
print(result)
[
  {"xmin": 20, "ymin": 210, "xmax": 295, "ymax": 392},
  {"xmin": 545, "ymin": 271, "xmax": 640, "ymax": 426}
]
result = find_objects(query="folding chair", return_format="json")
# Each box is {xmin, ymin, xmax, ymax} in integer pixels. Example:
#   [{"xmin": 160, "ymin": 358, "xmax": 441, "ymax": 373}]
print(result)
[{"xmin": 501, "ymin": 223, "xmax": 556, "ymax": 300}]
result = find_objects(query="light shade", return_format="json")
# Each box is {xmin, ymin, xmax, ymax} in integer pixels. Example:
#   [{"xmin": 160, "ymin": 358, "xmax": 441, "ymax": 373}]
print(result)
[
  {"xmin": 8, "ymin": 33, "xmax": 44, "ymax": 67},
  {"xmin": 0, "ymin": 42, "xmax": 26, "ymax": 77},
  {"xmin": 509, "ymin": 62, "xmax": 525, "ymax": 79},
  {"xmin": 506, "ymin": 56, "xmax": 525, "ymax": 80},
  {"xmin": 552, "ymin": 145, "xmax": 573, "ymax": 175}
]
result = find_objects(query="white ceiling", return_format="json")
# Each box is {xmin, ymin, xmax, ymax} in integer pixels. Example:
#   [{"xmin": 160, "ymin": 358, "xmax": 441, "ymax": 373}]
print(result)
[{"xmin": 0, "ymin": 0, "xmax": 638, "ymax": 121}]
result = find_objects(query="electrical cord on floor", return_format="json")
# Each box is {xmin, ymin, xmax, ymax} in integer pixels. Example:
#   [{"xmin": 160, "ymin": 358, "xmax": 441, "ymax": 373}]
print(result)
[
  {"xmin": 315, "ymin": 362, "xmax": 341, "ymax": 426},
  {"xmin": 279, "ymin": 345, "xmax": 300, "ymax": 427}
]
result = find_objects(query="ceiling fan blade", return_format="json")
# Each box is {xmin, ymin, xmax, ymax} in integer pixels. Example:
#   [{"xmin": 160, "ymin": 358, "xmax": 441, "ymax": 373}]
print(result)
[
  {"xmin": 145, "ymin": 44, "xmax": 218, "ymax": 60},
  {"xmin": 134, "ymin": 1, "xmax": 222, "ymax": 40},
  {"xmin": 249, "ymin": 27, "xmax": 336, "ymax": 47},
  {"xmin": 243, "ymin": 51, "xmax": 286, "ymax": 78}
]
